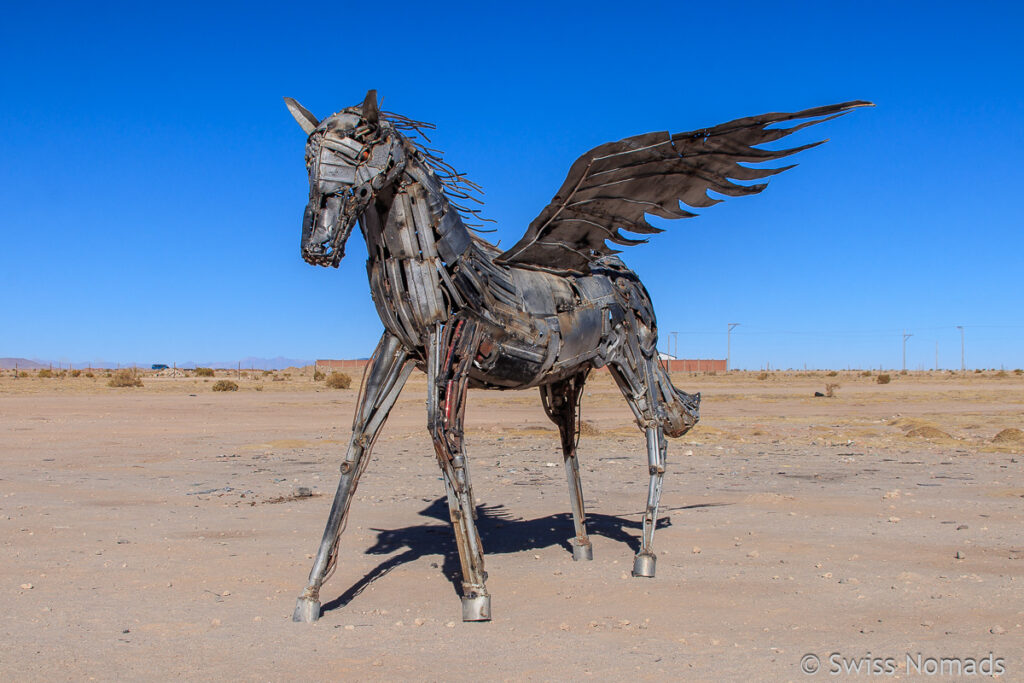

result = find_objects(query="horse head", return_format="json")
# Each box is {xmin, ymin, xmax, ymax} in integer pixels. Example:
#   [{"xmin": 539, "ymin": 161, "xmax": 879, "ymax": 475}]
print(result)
[{"xmin": 284, "ymin": 90, "xmax": 405, "ymax": 267}]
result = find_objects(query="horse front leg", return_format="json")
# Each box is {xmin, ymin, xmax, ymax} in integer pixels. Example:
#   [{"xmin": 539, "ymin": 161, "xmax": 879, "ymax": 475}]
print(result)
[
  {"xmin": 426, "ymin": 318, "xmax": 491, "ymax": 621},
  {"xmin": 540, "ymin": 369, "xmax": 593, "ymax": 561},
  {"xmin": 293, "ymin": 332, "xmax": 414, "ymax": 623}
]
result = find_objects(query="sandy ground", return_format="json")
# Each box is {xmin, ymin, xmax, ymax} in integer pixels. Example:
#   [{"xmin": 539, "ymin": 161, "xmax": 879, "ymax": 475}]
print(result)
[{"xmin": 2, "ymin": 369, "xmax": 1022, "ymax": 680}]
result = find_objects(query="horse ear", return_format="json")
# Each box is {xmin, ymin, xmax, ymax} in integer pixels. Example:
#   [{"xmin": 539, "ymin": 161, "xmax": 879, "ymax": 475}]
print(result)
[
  {"xmin": 361, "ymin": 89, "xmax": 379, "ymax": 126},
  {"xmin": 283, "ymin": 97, "xmax": 319, "ymax": 135}
]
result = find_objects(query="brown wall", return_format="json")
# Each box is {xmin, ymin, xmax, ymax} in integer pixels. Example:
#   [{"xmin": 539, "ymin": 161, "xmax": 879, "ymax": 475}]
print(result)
[
  {"xmin": 316, "ymin": 359, "xmax": 370, "ymax": 371},
  {"xmin": 661, "ymin": 359, "xmax": 727, "ymax": 372}
]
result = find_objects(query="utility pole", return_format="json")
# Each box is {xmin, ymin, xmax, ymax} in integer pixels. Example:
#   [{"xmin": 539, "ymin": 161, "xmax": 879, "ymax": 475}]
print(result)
[
  {"xmin": 670, "ymin": 331, "xmax": 678, "ymax": 360},
  {"xmin": 727, "ymin": 323, "xmax": 740, "ymax": 372},
  {"xmin": 902, "ymin": 331, "xmax": 913, "ymax": 372},
  {"xmin": 956, "ymin": 325, "xmax": 965, "ymax": 372},
  {"xmin": 935, "ymin": 341, "xmax": 938, "ymax": 371}
]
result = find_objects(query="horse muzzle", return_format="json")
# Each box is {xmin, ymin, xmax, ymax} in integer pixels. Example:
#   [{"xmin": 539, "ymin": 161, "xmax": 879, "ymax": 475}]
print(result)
[{"xmin": 301, "ymin": 191, "xmax": 361, "ymax": 268}]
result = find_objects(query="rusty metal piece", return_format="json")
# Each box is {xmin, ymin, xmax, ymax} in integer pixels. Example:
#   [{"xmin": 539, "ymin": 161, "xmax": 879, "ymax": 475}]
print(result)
[{"xmin": 284, "ymin": 91, "xmax": 870, "ymax": 621}]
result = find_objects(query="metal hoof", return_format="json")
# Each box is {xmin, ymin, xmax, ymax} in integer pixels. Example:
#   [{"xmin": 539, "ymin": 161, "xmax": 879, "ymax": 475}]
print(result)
[
  {"xmin": 461, "ymin": 594, "xmax": 491, "ymax": 622},
  {"xmin": 632, "ymin": 552, "xmax": 656, "ymax": 578},
  {"xmin": 292, "ymin": 596, "xmax": 322, "ymax": 623},
  {"xmin": 572, "ymin": 541, "xmax": 594, "ymax": 561}
]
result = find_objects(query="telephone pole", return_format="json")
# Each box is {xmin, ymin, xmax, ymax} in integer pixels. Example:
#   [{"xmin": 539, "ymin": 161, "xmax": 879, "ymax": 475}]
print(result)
[
  {"xmin": 902, "ymin": 331, "xmax": 913, "ymax": 372},
  {"xmin": 956, "ymin": 325, "xmax": 965, "ymax": 371},
  {"xmin": 727, "ymin": 323, "xmax": 740, "ymax": 372}
]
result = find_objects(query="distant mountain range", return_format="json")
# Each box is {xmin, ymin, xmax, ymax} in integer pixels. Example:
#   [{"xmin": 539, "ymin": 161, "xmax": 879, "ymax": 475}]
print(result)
[{"xmin": 0, "ymin": 356, "xmax": 315, "ymax": 370}]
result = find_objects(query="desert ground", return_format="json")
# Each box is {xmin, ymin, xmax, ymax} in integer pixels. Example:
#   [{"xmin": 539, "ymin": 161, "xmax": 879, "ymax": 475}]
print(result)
[{"xmin": 1, "ymin": 367, "xmax": 1022, "ymax": 680}]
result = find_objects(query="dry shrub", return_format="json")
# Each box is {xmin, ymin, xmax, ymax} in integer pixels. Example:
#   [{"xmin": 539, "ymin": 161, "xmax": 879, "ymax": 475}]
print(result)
[
  {"xmin": 757, "ymin": 372, "xmax": 769, "ymax": 380},
  {"xmin": 313, "ymin": 370, "xmax": 325, "ymax": 381},
  {"xmin": 995, "ymin": 370, "xmax": 1008, "ymax": 378},
  {"xmin": 194, "ymin": 367, "xmax": 215, "ymax": 377},
  {"xmin": 271, "ymin": 375, "xmax": 285, "ymax": 382},
  {"xmin": 70, "ymin": 369, "xmax": 82, "ymax": 377},
  {"xmin": 906, "ymin": 426, "xmax": 951, "ymax": 439},
  {"xmin": 992, "ymin": 428, "xmax": 1024, "ymax": 443},
  {"xmin": 826, "ymin": 370, "xmax": 838, "ymax": 377},
  {"xmin": 38, "ymin": 369, "xmax": 54, "ymax": 378},
  {"xmin": 860, "ymin": 370, "xmax": 872, "ymax": 377},
  {"xmin": 579, "ymin": 420, "xmax": 600, "ymax": 436},
  {"xmin": 325, "ymin": 372, "xmax": 352, "ymax": 389},
  {"xmin": 876, "ymin": 373, "xmax": 891, "ymax": 384},
  {"xmin": 825, "ymin": 383, "xmax": 840, "ymax": 398},
  {"xmin": 108, "ymin": 369, "xmax": 143, "ymax": 388},
  {"xmin": 212, "ymin": 380, "xmax": 238, "ymax": 392},
  {"xmin": 84, "ymin": 372, "xmax": 94, "ymax": 378},
  {"xmin": 1014, "ymin": 369, "xmax": 1023, "ymax": 375}
]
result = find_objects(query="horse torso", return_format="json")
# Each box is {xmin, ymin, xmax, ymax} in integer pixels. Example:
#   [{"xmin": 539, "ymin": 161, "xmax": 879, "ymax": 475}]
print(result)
[{"xmin": 359, "ymin": 154, "xmax": 658, "ymax": 390}]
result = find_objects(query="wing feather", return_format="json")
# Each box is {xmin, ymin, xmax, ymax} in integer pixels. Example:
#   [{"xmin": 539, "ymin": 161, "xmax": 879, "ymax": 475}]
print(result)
[{"xmin": 496, "ymin": 100, "xmax": 872, "ymax": 273}]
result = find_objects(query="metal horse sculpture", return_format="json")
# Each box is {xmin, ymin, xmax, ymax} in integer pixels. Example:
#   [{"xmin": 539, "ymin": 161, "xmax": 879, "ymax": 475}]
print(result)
[{"xmin": 285, "ymin": 91, "xmax": 870, "ymax": 622}]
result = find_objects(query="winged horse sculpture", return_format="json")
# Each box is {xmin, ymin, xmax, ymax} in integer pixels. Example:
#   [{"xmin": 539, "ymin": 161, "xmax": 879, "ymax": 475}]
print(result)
[{"xmin": 284, "ymin": 91, "xmax": 871, "ymax": 622}]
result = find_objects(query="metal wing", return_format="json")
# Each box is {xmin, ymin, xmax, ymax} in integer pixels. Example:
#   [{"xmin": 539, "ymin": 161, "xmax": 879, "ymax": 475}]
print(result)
[{"xmin": 496, "ymin": 101, "xmax": 873, "ymax": 274}]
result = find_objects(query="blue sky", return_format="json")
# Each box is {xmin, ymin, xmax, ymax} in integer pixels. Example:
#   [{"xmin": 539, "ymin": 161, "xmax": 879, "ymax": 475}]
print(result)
[{"xmin": 2, "ymin": 1, "xmax": 1022, "ymax": 370}]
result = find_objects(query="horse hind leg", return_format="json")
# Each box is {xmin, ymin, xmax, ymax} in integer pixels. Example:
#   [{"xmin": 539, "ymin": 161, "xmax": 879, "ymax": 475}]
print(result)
[
  {"xmin": 293, "ymin": 332, "xmax": 414, "ymax": 623},
  {"xmin": 609, "ymin": 344, "xmax": 699, "ymax": 578},
  {"xmin": 540, "ymin": 369, "xmax": 593, "ymax": 561},
  {"xmin": 426, "ymin": 318, "xmax": 491, "ymax": 621}
]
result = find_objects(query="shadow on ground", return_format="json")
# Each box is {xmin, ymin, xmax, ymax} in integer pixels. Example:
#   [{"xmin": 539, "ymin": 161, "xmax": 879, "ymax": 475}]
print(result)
[{"xmin": 321, "ymin": 497, "xmax": 726, "ymax": 615}]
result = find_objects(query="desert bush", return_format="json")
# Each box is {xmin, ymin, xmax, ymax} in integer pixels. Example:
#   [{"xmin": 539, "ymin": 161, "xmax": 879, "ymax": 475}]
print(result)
[
  {"xmin": 826, "ymin": 370, "xmax": 838, "ymax": 377},
  {"xmin": 38, "ymin": 369, "xmax": 54, "ymax": 378},
  {"xmin": 995, "ymin": 370, "xmax": 1008, "ymax": 378},
  {"xmin": 325, "ymin": 372, "xmax": 352, "ymax": 389},
  {"xmin": 70, "ymin": 369, "xmax": 82, "ymax": 377},
  {"xmin": 974, "ymin": 369, "xmax": 982, "ymax": 373},
  {"xmin": 860, "ymin": 370, "xmax": 872, "ymax": 377},
  {"xmin": 271, "ymin": 375, "xmax": 285, "ymax": 382},
  {"xmin": 313, "ymin": 370, "xmax": 325, "ymax": 381},
  {"xmin": 757, "ymin": 372, "xmax": 769, "ymax": 380},
  {"xmin": 876, "ymin": 373, "xmax": 891, "ymax": 385},
  {"xmin": 262, "ymin": 370, "xmax": 273, "ymax": 376},
  {"xmin": 212, "ymin": 380, "xmax": 239, "ymax": 392},
  {"xmin": 108, "ymin": 369, "xmax": 143, "ymax": 388},
  {"xmin": 194, "ymin": 367, "xmax": 215, "ymax": 377},
  {"xmin": 1014, "ymin": 369, "xmax": 1023, "ymax": 375},
  {"xmin": 825, "ymin": 383, "xmax": 840, "ymax": 398}
]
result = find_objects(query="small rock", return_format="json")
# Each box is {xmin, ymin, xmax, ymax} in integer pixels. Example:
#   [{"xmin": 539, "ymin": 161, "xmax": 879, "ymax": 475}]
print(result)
[
  {"xmin": 445, "ymin": 621, "xmax": 455, "ymax": 628},
  {"xmin": 533, "ymin": 554, "xmax": 540, "ymax": 560},
  {"xmin": 955, "ymin": 551, "xmax": 966, "ymax": 559},
  {"xmin": 394, "ymin": 621, "xmax": 403, "ymax": 627},
  {"xmin": 221, "ymin": 590, "xmax": 231, "ymax": 596},
  {"xmin": 559, "ymin": 622, "xmax": 570, "ymax": 631},
  {"xmin": 294, "ymin": 487, "xmax": 312, "ymax": 498},
  {"xmin": 372, "ymin": 660, "xmax": 383, "ymax": 667},
  {"xmin": 956, "ymin": 525, "xmax": 968, "ymax": 530},
  {"xmin": 544, "ymin": 462, "xmax": 557, "ymax": 468},
  {"xmin": 20, "ymin": 583, "xmax": 33, "ymax": 590},
  {"xmin": 747, "ymin": 550, "xmax": 760, "ymax": 558},
  {"xmin": 210, "ymin": 618, "xmax": 221, "ymax": 627},
  {"xmin": 344, "ymin": 624, "xmax": 355, "ymax": 631},
  {"xmin": 692, "ymin": 546, "xmax": 702, "ymax": 554},
  {"xmin": 414, "ymin": 618, "xmax": 425, "ymax": 626},
  {"xmin": 888, "ymin": 516, "xmax": 900, "ymax": 523},
  {"xmin": 990, "ymin": 625, "xmax": 1006, "ymax": 635}
]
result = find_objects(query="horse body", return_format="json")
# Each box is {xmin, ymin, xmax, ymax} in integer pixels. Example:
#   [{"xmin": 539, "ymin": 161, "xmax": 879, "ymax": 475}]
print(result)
[{"xmin": 284, "ymin": 91, "xmax": 868, "ymax": 622}]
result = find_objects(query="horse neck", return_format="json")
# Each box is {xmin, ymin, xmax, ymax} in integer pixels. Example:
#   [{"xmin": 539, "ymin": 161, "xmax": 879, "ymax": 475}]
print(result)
[{"xmin": 359, "ymin": 152, "xmax": 480, "ymax": 268}]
